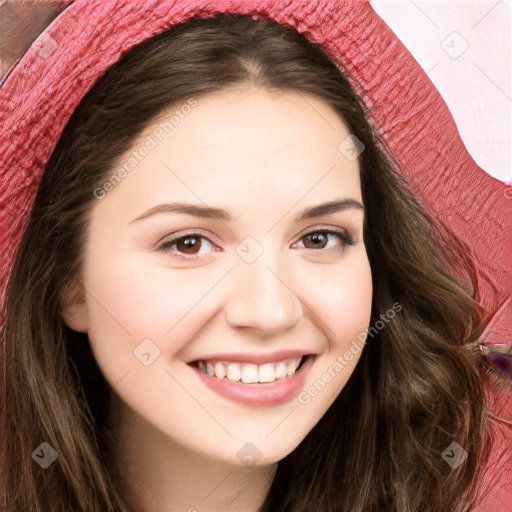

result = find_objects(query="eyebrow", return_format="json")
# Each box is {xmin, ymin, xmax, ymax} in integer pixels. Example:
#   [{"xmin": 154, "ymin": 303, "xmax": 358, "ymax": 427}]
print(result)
[{"xmin": 129, "ymin": 198, "xmax": 364, "ymax": 224}]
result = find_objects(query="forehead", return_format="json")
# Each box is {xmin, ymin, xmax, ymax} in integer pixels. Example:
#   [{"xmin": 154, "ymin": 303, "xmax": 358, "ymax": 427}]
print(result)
[
  {"xmin": 95, "ymin": 86, "xmax": 363, "ymax": 223},
  {"xmin": 147, "ymin": 85, "xmax": 355, "ymax": 156}
]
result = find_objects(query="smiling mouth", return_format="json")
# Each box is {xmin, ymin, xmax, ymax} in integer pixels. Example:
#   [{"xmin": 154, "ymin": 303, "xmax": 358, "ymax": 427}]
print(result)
[{"xmin": 188, "ymin": 354, "xmax": 312, "ymax": 384}]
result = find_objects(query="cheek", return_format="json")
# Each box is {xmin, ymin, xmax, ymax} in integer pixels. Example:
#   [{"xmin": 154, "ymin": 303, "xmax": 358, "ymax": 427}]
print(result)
[
  {"xmin": 294, "ymin": 254, "xmax": 372, "ymax": 415},
  {"xmin": 85, "ymin": 246, "xmax": 372, "ymax": 381},
  {"xmin": 84, "ymin": 254, "xmax": 225, "ymax": 366},
  {"xmin": 304, "ymin": 252, "xmax": 373, "ymax": 347}
]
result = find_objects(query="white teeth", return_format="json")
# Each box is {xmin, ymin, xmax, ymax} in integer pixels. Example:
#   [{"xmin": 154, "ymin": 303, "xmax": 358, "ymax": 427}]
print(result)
[
  {"xmin": 258, "ymin": 363, "xmax": 275, "ymax": 383},
  {"xmin": 214, "ymin": 362, "xmax": 226, "ymax": 379},
  {"xmin": 241, "ymin": 364, "xmax": 259, "ymax": 383},
  {"xmin": 226, "ymin": 363, "xmax": 241, "ymax": 381},
  {"xmin": 195, "ymin": 356, "xmax": 305, "ymax": 383},
  {"xmin": 275, "ymin": 362, "xmax": 287, "ymax": 379}
]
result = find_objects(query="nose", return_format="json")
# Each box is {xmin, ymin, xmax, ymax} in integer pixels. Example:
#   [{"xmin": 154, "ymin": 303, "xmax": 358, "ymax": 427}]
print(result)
[{"xmin": 225, "ymin": 256, "xmax": 303, "ymax": 336}]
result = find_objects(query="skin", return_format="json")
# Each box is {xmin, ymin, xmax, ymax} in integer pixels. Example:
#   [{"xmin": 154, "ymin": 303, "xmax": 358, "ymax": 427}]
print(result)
[{"xmin": 60, "ymin": 84, "xmax": 373, "ymax": 512}]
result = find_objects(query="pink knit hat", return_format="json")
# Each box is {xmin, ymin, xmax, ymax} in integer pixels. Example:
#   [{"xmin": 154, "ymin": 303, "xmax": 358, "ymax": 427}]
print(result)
[{"xmin": 0, "ymin": 0, "xmax": 511, "ymax": 508}]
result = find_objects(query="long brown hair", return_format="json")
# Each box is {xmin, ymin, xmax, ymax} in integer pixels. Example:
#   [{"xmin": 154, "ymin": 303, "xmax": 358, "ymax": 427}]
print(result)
[{"xmin": 1, "ymin": 13, "xmax": 494, "ymax": 512}]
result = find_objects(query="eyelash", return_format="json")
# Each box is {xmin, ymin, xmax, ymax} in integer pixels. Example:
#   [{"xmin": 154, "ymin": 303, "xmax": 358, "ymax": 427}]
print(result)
[{"xmin": 156, "ymin": 227, "xmax": 356, "ymax": 262}]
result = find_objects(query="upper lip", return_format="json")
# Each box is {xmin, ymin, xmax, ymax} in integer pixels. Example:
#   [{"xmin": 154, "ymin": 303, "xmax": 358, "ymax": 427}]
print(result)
[{"xmin": 187, "ymin": 349, "xmax": 315, "ymax": 365}]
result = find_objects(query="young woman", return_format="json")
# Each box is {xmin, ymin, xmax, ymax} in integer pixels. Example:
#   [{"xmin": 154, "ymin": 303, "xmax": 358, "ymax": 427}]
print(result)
[{"xmin": 1, "ymin": 7, "xmax": 506, "ymax": 512}]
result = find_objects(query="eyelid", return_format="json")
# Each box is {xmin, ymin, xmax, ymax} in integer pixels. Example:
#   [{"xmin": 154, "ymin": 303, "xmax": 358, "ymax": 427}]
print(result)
[
  {"xmin": 293, "ymin": 225, "xmax": 355, "ymax": 250},
  {"xmin": 156, "ymin": 228, "xmax": 219, "ymax": 248},
  {"xmin": 296, "ymin": 224, "xmax": 352, "ymax": 241},
  {"xmin": 156, "ymin": 224, "xmax": 355, "ymax": 259}
]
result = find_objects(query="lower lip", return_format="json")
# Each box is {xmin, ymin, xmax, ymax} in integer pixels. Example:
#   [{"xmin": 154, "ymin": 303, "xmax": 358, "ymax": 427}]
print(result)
[{"xmin": 188, "ymin": 355, "xmax": 316, "ymax": 406}]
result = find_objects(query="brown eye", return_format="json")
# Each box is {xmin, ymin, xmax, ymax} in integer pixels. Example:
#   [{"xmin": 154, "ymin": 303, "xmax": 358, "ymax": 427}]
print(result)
[
  {"xmin": 157, "ymin": 233, "xmax": 216, "ymax": 261},
  {"xmin": 299, "ymin": 229, "xmax": 355, "ymax": 251},
  {"xmin": 175, "ymin": 235, "xmax": 202, "ymax": 255},
  {"xmin": 157, "ymin": 227, "xmax": 355, "ymax": 263},
  {"xmin": 303, "ymin": 232, "xmax": 329, "ymax": 249}
]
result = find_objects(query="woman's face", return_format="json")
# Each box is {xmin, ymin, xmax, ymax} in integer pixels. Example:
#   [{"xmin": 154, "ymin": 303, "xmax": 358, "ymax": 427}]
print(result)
[{"xmin": 61, "ymin": 85, "xmax": 373, "ymax": 466}]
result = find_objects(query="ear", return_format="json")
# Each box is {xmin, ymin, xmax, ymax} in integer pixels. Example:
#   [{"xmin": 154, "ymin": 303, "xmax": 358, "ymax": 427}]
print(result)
[{"xmin": 59, "ymin": 279, "xmax": 90, "ymax": 333}]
